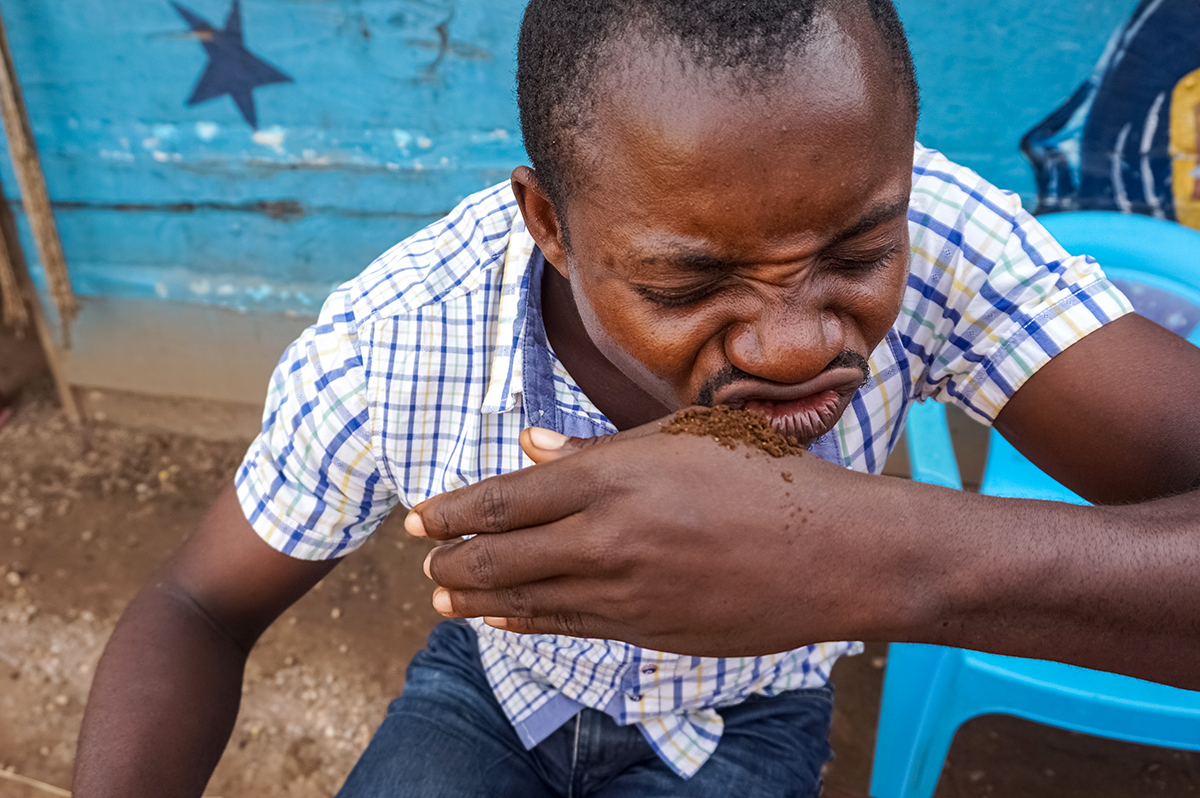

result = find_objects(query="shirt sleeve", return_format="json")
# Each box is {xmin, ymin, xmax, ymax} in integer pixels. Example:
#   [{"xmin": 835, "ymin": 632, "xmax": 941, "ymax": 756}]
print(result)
[
  {"xmin": 905, "ymin": 153, "xmax": 1135, "ymax": 425},
  {"xmin": 235, "ymin": 286, "xmax": 398, "ymax": 560}
]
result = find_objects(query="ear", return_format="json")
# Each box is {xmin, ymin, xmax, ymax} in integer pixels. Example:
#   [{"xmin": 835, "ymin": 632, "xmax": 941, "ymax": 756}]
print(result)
[{"xmin": 511, "ymin": 166, "xmax": 569, "ymax": 278}]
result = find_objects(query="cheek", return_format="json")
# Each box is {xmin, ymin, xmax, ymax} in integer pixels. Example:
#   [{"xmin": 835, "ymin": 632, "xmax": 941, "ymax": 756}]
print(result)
[
  {"xmin": 576, "ymin": 277, "xmax": 717, "ymax": 380},
  {"xmin": 838, "ymin": 262, "xmax": 908, "ymax": 346}
]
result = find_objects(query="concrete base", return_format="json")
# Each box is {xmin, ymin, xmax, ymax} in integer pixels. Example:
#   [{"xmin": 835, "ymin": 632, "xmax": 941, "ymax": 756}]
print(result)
[
  {"xmin": 47, "ymin": 295, "xmax": 311, "ymax": 441},
  {"xmin": 61, "ymin": 295, "xmax": 313, "ymax": 408}
]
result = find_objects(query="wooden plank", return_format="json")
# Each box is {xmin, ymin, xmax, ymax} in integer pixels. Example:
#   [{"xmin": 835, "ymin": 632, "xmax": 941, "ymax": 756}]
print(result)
[{"xmin": 0, "ymin": 3, "xmax": 76, "ymax": 343}]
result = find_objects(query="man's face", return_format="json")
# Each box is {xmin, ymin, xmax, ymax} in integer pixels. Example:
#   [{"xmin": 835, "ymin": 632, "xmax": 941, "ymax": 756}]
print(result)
[{"xmin": 530, "ymin": 13, "xmax": 915, "ymax": 445}]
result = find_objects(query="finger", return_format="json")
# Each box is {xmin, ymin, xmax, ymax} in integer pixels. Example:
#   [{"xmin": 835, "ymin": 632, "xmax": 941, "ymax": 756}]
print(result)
[
  {"xmin": 425, "ymin": 521, "xmax": 590, "ymax": 590},
  {"xmin": 407, "ymin": 457, "xmax": 592, "ymax": 540},
  {"xmin": 429, "ymin": 579, "xmax": 618, "ymax": 636},
  {"xmin": 519, "ymin": 413, "xmax": 673, "ymax": 464},
  {"xmin": 485, "ymin": 613, "xmax": 623, "ymax": 641}
]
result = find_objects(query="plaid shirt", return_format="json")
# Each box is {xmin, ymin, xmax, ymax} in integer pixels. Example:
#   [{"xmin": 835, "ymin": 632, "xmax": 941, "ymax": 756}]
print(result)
[{"xmin": 235, "ymin": 144, "xmax": 1132, "ymax": 778}]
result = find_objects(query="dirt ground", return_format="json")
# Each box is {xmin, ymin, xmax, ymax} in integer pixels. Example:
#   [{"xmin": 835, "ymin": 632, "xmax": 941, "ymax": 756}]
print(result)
[{"xmin": 2, "ymin": 329, "xmax": 1199, "ymax": 798}]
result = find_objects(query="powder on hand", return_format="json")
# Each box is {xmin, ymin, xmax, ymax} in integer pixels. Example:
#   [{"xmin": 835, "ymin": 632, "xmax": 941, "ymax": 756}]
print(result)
[{"xmin": 660, "ymin": 406, "xmax": 808, "ymax": 458}]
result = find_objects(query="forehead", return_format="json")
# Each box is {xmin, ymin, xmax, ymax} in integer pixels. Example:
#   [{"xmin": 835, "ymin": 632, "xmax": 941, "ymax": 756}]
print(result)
[{"xmin": 565, "ymin": 11, "xmax": 915, "ymax": 255}]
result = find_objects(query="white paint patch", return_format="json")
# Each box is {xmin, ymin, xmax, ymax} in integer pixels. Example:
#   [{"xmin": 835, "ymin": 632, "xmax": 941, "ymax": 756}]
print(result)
[
  {"xmin": 152, "ymin": 124, "xmax": 177, "ymax": 141},
  {"xmin": 216, "ymin": 284, "xmax": 237, "ymax": 297},
  {"xmin": 154, "ymin": 282, "xmax": 169, "ymax": 299},
  {"xmin": 142, "ymin": 137, "xmax": 159, "ymax": 149},
  {"xmin": 416, "ymin": 136, "xmax": 432, "ymax": 149},
  {"xmin": 393, "ymin": 129, "xmax": 414, "ymax": 153},
  {"xmin": 100, "ymin": 149, "xmax": 135, "ymax": 162},
  {"xmin": 470, "ymin": 129, "xmax": 510, "ymax": 144},
  {"xmin": 189, "ymin": 279, "xmax": 211, "ymax": 295},
  {"xmin": 252, "ymin": 126, "xmax": 287, "ymax": 154},
  {"xmin": 152, "ymin": 151, "xmax": 171, "ymax": 163},
  {"xmin": 195, "ymin": 122, "xmax": 220, "ymax": 141}
]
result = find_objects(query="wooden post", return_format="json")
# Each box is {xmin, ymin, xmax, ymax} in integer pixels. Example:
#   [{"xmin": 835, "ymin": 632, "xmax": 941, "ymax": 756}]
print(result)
[
  {"xmin": 0, "ymin": 6, "xmax": 78, "ymax": 347},
  {"xmin": 0, "ymin": 185, "xmax": 80, "ymax": 423}
]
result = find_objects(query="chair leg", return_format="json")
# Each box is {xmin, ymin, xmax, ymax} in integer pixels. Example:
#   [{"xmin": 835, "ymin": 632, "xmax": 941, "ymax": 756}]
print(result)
[{"xmin": 870, "ymin": 647, "xmax": 963, "ymax": 798}]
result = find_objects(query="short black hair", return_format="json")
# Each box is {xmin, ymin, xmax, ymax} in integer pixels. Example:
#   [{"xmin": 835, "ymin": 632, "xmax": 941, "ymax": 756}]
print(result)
[{"xmin": 516, "ymin": 0, "xmax": 920, "ymax": 214}]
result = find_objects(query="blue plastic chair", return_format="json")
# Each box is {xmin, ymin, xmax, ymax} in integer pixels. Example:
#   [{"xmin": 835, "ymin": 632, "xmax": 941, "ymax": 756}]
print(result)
[{"xmin": 870, "ymin": 212, "xmax": 1200, "ymax": 798}]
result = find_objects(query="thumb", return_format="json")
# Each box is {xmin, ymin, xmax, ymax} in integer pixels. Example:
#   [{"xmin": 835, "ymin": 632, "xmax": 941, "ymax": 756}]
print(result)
[{"xmin": 519, "ymin": 414, "xmax": 672, "ymax": 464}]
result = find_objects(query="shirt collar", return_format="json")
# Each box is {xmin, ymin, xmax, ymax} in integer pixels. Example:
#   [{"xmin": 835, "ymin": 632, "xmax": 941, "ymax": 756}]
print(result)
[{"xmin": 481, "ymin": 219, "xmax": 536, "ymax": 415}]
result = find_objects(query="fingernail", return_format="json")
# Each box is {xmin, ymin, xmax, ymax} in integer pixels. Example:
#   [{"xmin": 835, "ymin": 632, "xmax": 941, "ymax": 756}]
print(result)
[
  {"xmin": 484, "ymin": 616, "xmax": 509, "ymax": 629},
  {"xmin": 405, "ymin": 511, "xmax": 427, "ymax": 538},
  {"xmin": 423, "ymin": 549, "xmax": 434, "ymax": 579},
  {"xmin": 432, "ymin": 588, "xmax": 452, "ymax": 615},
  {"xmin": 528, "ymin": 427, "xmax": 568, "ymax": 450}
]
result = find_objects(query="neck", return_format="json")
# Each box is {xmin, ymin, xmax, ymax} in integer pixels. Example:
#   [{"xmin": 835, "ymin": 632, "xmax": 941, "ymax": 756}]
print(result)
[{"xmin": 540, "ymin": 265, "xmax": 671, "ymax": 431}]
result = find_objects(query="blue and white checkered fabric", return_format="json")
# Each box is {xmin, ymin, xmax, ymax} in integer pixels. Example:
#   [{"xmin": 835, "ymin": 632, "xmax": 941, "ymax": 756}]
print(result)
[{"xmin": 236, "ymin": 144, "xmax": 1132, "ymax": 778}]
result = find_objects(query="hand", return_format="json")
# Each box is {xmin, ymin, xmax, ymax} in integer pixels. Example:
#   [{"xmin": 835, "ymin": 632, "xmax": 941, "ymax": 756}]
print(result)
[{"xmin": 405, "ymin": 414, "xmax": 902, "ymax": 657}]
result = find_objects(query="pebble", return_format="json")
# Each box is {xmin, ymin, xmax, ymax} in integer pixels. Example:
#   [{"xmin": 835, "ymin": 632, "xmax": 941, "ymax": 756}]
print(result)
[
  {"xmin": 4, "ymin": 571, "xmax": 20, "ymax": 587},
  {"xmin": 330, "ymin": 607, "xmax": 341, "ymax": 620},
  {"xmin": 54, "ymin": 694, "xmax": 68, "ymax": 706}
]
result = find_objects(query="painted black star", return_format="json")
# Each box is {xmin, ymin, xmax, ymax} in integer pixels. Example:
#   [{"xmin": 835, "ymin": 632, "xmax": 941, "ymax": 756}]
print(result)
[{"xmin": 172, "ymin": 0, "xmax": 293, "ymax": 129}]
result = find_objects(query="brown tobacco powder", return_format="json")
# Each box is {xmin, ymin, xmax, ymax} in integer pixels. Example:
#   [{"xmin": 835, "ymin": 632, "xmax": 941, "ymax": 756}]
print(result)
[{"xmin": 661, "ymin": 405, "xmax": 808, "ymax": 458}]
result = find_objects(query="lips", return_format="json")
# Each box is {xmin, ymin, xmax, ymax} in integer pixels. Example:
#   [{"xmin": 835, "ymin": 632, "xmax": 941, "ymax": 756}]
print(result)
[{"xmin": 710, "ymin": 367, "xmax": 866, "ymax": 445}]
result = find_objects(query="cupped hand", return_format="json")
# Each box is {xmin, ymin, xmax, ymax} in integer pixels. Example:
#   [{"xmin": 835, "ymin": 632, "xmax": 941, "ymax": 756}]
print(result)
[{"xmin": 405, "ymin": 414, "xmax": 906, "ymax": 657}]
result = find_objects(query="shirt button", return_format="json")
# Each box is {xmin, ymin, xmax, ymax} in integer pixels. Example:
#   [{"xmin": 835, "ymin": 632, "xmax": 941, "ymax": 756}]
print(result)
[
  {"xmin": 628, "ymin": 693, "xmax": 643, "ymax": 701},
  {"xmin": 641, "ymin": 666, "xmax": 657, "ymax": 675}
]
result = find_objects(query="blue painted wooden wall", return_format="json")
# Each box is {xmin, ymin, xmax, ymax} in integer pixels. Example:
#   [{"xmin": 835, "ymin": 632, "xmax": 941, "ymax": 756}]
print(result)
[{"xmin": 0, "ymin": 0, "xmax": 1148, "ymax": 327}]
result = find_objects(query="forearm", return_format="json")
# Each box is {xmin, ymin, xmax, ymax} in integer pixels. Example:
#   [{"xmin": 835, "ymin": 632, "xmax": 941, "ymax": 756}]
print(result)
[
  {"xmin": 870, "ymin": 478, "xmax": 1200, "ymax": 689},
  {"xmin": 74, "ymin": 579, "xmax": 249, "ymax": 798}
]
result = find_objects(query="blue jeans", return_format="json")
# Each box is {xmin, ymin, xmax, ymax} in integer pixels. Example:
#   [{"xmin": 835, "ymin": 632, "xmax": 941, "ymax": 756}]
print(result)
[{"xmin": 336, "ymin": 621, "xmax": 833, "ymax": 797}]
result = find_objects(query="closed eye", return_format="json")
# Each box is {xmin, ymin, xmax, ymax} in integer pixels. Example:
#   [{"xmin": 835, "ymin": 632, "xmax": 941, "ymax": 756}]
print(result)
[
  {"xmin": 829, "ymin": 243, "xmax": 901, "ymax": 274},
  {"xmin": 633, "ymin": 281, "xmax": 723, "ymax": 309}
]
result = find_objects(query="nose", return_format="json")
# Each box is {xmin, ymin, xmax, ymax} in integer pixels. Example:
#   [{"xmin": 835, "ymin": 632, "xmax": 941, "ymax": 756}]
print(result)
[{"xmin": 724, "ymin": 291, "xmax": 843, "ymax": 384}]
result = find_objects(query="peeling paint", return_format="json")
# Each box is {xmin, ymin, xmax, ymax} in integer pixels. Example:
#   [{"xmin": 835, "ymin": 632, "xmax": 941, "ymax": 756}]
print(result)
[
  {"xmin": 44, "ymin": 198, "xmax": 446, "ymax": 222},
  {"xmin": 252, "ymin": 126, "xmax": 288, "ymax": 154},
  {"xmin": 195, "ymin": 122, "xmax": 220, "ymax": 141}
]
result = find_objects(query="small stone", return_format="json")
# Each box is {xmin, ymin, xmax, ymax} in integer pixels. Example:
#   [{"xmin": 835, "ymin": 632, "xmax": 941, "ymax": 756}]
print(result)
[
  {"xmin": 284, "ymin": 655, "xmax": 296, "ymax": 666},
  {"xmin": 54, "ymin": 694, "xmax": 68, "ymax": 706},
  {"xmin": 871, "ymin": 656, "xmax": 887, "ymax": 670},
  {"xmin": 80, "ymin": 529, "xmax": 94, "ymax": 543},
  {"xmin": 39, "ymin": 746, "xmax": 49, "ymax": 757},
  {"xmin": 339, "ymin": 644, "xmax": 349, "ymax": 654},
  {"xmin": 288, "ymin": 616, "xmax": 298, "ymax": 626},
  {"xmin": 330, "ymin": 607, "xmax": 341, "ymax": 620},
  {"xmin": 969, "ymin": 770, "xmax": 985, "ymax": 783},
  {"xmin": 5, "ymin": 571, "xmax": 20, "ymax": 587}
]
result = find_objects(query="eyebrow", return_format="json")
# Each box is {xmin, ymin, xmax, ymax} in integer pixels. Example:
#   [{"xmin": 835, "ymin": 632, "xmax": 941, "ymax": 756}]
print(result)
[
  {"xmin": 824, "ymin": 196, "xmax": 912, "ymax": 250},
  {"xmin": 637, "ymin": 195, "xmax": 912, "ymax": 274}
]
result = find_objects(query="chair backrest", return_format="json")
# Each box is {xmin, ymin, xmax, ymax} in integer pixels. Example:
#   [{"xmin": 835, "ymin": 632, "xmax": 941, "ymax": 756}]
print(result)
[{"xmin": 909, "ymin": 212, "xmax": 1200, "ymax": 501}]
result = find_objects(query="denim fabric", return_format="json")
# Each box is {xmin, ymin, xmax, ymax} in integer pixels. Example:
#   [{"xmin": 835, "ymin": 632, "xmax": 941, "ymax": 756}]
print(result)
[{"xmin": 336, "ymin": 622, "xmax": 834, "ymax": 798}]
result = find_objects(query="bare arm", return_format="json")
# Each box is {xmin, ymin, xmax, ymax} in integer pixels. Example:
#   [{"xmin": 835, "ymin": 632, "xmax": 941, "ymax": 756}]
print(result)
[
  {"xmin": 412, "ymin": 314, "xmax": 1200, "ymax": 689},
  {"xmin": 73, "ymin": 484, "xmax": 338, "ymax": 798}
]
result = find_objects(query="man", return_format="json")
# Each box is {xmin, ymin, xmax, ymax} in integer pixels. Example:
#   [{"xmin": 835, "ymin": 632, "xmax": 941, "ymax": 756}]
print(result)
[{"xmin": 75, "ymin": 0, "xmax": 1200, "ymax": 796}]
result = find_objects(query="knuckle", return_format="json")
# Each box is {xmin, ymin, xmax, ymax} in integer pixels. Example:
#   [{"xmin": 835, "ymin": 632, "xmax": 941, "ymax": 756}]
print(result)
[
  {"xmin": 476, "ymin": 480, "xmax": 512, "ymax": 534},
  {"xmin": 554, "ymin": 613, "xmax": 588, "ymax": 638},
  {"xmin": 465, "ymin": 541, "xmax": 500, "ymax": 588},
  {"xmin": 501, "ymin": 585, "xmax": 532, "ymax": 617}
]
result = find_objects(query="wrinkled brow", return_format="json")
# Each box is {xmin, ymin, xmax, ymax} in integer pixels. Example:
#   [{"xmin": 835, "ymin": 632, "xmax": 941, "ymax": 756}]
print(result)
[{"xmin": 636, "ymin": 195, "xmax": 911, "ymax": 274}]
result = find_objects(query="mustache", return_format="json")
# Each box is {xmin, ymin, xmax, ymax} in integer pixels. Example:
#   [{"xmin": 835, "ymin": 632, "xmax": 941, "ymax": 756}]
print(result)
[{"xmin": 694, "ymin": 350, "xmax": 870, "ymax": 407}]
